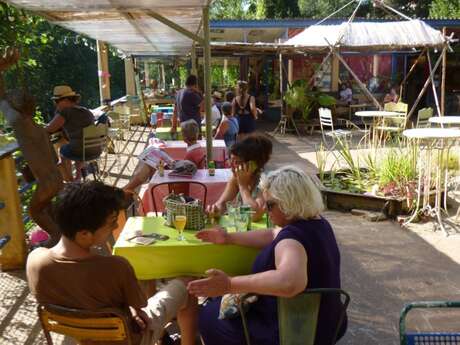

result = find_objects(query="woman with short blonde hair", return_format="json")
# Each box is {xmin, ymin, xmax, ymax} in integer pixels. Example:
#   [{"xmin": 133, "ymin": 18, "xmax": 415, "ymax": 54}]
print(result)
[
  {"xmin": 188, "ymin": 166, "xmax": 347, "ymax": 345},
  {"xmin": 232, "ymin": 80, "xmax": 257, "ymax": 136},
  {"xmin": 259, "ymin": 166, "xmax": 324, "ymax": 221}
]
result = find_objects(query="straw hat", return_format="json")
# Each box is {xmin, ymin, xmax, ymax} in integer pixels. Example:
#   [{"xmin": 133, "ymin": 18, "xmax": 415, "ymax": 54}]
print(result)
[
  {"xmin": 212, "ymin": 91, "xmax": 223, "ymax": 100},
  {"xmin": 51, "ymin": 85, "xmax": 80, "ymax": 100}
]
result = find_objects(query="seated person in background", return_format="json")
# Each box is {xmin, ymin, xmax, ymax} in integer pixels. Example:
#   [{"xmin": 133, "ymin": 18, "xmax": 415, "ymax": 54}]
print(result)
[
  {"xmin": 384, "ymin": 85, "xmax": 400, "ymax": 104},
  {"xmin": 45, "ymin": 85, "xmax": 100, "ymax": 182},
  {"xmin": 27, "ymin": 181, "xmax": 197, "ymax": 345},
  {"xmin": 204, "ymin": 91, "xmax": 223, "ymax": 129},
  {"xmin": 123, "ymin": 119, "xmax": 206, "ymax": 193},
  {"xmin": 337, "ymin": 82, "xmax": 353, "ymax": 105},
  {"xmin": 214, "ymin": 102, "xmax": 239, "ymax": 150},
  {"xmin": 225, "ymin": 90, "xmax": 235, "ymax": 103},
  {"xmin": 206, "ymin": 133, "xmax": 272, "ymax": 222},
  {"xmin": 188, "ymin": 166, "xmax": 347, "ymax": 345}
]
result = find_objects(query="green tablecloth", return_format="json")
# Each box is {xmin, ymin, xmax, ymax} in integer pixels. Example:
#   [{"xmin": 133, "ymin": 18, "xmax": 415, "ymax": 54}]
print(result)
[
  {"xmin": 113, "ymin": 216, "xmax": 267, "ymax": 280},
  {"xmin": 155, "ymin": 126, "xmax": 215, "ymax": 140}
]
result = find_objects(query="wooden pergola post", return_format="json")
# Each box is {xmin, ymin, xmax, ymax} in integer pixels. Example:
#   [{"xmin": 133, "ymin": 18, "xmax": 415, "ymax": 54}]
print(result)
[
  {"xmin": 97, "ymin": 40, "xmax": 111, "ymax": 104},
  {"xmin": 124, "ymin": 57, "xmax": 136, "ymax": 96}
]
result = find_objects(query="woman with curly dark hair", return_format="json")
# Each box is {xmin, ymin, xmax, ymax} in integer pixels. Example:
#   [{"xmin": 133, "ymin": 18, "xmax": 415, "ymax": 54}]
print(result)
[{"xmin": 206, "ymin": 133, "xmax": 272, "ymax": 222}]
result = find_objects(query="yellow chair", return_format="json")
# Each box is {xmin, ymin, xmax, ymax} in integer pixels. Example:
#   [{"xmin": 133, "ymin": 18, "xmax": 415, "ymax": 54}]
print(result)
[
  {"xmin": 376, "ymin": 102, "xmax": 408, "ymax": 136},
  {"xmin": 416, "ymin": 107, "xmax": 434, "ymax": 128},
  {"xmin": 37, "ymin": 303, "xmax": 133, "ymax": 345}
]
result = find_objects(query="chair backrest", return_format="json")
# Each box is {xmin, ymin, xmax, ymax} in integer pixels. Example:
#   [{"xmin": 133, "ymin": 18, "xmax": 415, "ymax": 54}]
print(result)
[
  {"xmin": 151, "ymin": 181, "xmax": 208, "ymax": 216},
  {"xmin": 278, "ymin": 288, "xmax": 350, "ymax": 345},
  {"xmin": 318, "ymin": 108, "xmax": 334, "ymax": 131},
  {"xmin": 400, "ymin": 301, "xmax": 460, "ymax": 345},
  {"xmin": 416, "ymin": 107, "xmax": 433, "ymax": 128},
  {"xmin": 82, "ymin": 123, "xmax": 108, "ymax": 162},
  {"xmin": 384, "ymin": 102, "xmax": 397, "ymax": 112},
  {"xmin": 37, "ymin": 304, "xmax": 132, "ymax": 345},
  {"xmin": 394, "ymin": 102, "xmax": 408, "ymax": 115}
]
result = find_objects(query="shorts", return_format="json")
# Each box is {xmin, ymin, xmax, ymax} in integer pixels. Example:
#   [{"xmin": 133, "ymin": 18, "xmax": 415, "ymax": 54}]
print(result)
[
  {"xmin": 60, "ymin": 144, "xmax": 101, "ymax": 162},
  {"xmin": 140, "ymin": 279, "xmax": 188, "ymax": 344}
]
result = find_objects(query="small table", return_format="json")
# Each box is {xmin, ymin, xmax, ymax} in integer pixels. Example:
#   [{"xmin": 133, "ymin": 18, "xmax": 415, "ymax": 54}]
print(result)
[
  {"xmin": 402, "ymin": 128, "xmax": 460, "ymax": 235},
  {"xmin": 428, "ymin": 116, "xmax": 460, "ymax": 127},
  {"xmin": 113, "ymin": 216, "xmax": 267, "ymax": 280},
  {"xmin": 141, "ymin": 168, "xmax": 232, "ymax": 213},
  {"xmin": 149, "ymin": 139, "xmax": 227, "ymax": 163}
]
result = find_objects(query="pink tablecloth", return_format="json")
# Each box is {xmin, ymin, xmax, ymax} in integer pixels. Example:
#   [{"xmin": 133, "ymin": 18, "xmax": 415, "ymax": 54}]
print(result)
[
  {"xmin": 140, "ymin": 168, "xmax": 232, "ymax": 213},
  {"xmin": 149, "ymin": 139, "xmax": 227, "ymax": 163}
]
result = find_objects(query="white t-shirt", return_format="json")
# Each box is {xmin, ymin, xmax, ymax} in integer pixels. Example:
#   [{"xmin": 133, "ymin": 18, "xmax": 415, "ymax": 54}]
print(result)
[{"xmin": 206, "ymin": 104, "xmax": 222, "ymax": 127}]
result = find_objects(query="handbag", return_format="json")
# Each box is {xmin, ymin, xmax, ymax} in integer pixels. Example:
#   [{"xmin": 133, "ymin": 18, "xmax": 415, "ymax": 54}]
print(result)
[{"xmin": 163, "ymin": 193, "xmax": 206, "ymax": 230}]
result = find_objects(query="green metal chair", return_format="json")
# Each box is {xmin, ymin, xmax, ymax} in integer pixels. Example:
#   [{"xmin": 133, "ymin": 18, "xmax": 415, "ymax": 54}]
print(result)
[
  {"xmin": 240, "ymin": 288, "xmax": 350, "ymax": 345},
  {"xmin": 400, "ymin": 301, "xmax": 460, "ymax": 345}
]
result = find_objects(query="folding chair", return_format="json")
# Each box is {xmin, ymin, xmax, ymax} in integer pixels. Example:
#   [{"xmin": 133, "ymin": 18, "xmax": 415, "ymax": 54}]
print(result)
[
  {"xmin": 416, "ymin": 108, "xmax": 434, "ymax": 128},
  {"xmin": 240, "ymin": 288, "xmax": 350, "ymax": 345},
  {"xmin": 150, "ymin": 181, "xmax": 208, "ymax": 216},
  {"xmin": 80, "ymin": 123, "xmax": 108, "ymax": 180},
  {"xmin": 400, "ymin": 301, "xmax": 460, "ymax": 345},
  {"xmin": 319, "ymin": 108, "xmax": 362, "ymax": 149},
  {"xmin": 37, "ymin": 303, "xmax": 133, "ymax": 345}
]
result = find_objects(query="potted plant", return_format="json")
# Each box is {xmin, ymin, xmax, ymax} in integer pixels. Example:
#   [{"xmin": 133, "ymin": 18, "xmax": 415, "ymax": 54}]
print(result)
[{"xmin": 284, "ymin": 80, "xmax": 336, "ymax": 122}]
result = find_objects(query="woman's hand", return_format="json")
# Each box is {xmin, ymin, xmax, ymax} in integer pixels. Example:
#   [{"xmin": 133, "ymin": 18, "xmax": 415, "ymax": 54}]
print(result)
[
  {"xmin": 206, "ymin": 203, "xmax": 223, "ymax": 217},
  {"xmin": 233, "ymin": 163, "xmax": 252, "ymax": 190},
  {"xmin": 187, "ymin": 269, "xmax": 231, "ymax": 297},
  {"xmin": 196, "ymin": 227, "xmax": 228, "ymax": 244}
]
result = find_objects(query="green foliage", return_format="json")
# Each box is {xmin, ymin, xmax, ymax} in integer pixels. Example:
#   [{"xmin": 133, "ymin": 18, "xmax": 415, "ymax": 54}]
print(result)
[
  {"xmin": 429, "ymin": 0, "xmax": 460, "ymax": 18},
  {"xmin": 284, "ymin": 80, "xmax": 336, "ymax": 121},
  {"xmin": 1, "ymin": 3, "xmax": 126, "ymax": 119},
  {"xmin": 263, "ymin": 0, "xmax": 300, "ymax": 18}
]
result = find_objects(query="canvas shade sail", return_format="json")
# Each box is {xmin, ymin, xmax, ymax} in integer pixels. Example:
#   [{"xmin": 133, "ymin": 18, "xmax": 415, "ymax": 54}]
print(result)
[
  {"xmin": 4, "ymin": 0, "xmax": 208, "ymax": 56},
  {"xmin": 284, "ymin": 20, "xmax": 447, "ymax": 52}
]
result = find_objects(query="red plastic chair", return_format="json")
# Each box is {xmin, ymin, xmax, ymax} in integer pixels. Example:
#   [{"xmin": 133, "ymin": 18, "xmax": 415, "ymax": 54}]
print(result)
[{"xmin": 150, "ymin": 181, "xmax": 207, "ymax": 216}]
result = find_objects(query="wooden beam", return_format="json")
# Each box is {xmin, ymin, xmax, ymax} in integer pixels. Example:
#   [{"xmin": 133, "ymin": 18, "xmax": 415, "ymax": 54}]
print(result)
[
  {"xmin": 426, "ymin": 50, "xmax": 442, "ymax": 117},
  {"xmin": 399, "ymin": 48, "xmax": 427, "ymax": 100},
  {"xmin": 334, "ymin": 51, "xmax": 381, "ymax": 110},
  {"xmin": 406, "ymin": 46, "xmax": 446, "ymax": 126}
]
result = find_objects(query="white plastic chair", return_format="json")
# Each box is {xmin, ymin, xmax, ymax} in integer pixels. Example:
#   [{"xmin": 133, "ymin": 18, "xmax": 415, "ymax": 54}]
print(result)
[{"xmin": 319, "ymin": 108, "xmax": 353, "ymax": 146}]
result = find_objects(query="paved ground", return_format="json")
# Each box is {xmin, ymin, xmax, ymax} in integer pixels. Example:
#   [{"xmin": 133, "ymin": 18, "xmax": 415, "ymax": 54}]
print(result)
[{"xmin": 1, "ymin": 122, "xmax": 460, "ymax": 344}]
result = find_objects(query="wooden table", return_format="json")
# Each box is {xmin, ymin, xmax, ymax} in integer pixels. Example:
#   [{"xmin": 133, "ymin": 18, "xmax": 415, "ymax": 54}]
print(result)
[
  {"xmin": 140, "ymin": 168, "xmax": 232, "ymax": 213},
  {"xmin": 113, "ymin": 216, "xmax": 267, "ymax": 280}
]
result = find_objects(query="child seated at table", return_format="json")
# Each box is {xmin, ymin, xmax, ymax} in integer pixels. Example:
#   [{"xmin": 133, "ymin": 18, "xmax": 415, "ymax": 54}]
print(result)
[
  {"xmin": 27, "ymin": 181, "xmax": 197, "ymax": 345},
  {"xmin": 123, "ymin": 119, "xmax": 206, "ymax": 193},
  {"xmin": 214, "ymin": 101, "xmax": 239, "ymax": 150}
]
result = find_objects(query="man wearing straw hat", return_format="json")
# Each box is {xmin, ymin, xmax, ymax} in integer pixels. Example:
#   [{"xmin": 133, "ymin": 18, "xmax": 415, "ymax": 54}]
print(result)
[{"xmin": 45, "ymin": 85, "xmax": 98, "ymax": 181}]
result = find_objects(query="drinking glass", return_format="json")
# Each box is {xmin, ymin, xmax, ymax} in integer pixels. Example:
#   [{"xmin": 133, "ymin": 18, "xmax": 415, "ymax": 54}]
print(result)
[
  {"xmin": 174, "ymin": 206, "xmax": 187, "ymax": 241},
  {"xmin": 234, "ymin": 210, "xmax": 249, "ymax": 232}
]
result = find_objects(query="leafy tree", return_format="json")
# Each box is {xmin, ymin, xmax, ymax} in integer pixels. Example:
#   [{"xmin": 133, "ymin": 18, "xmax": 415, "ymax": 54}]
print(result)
[
  {"xmin": 429, "ymin": 0, "xmax": 460, "ymax": 18},
  {"xmin": 263, "ymin": 0, "xmax": 300, "ymax": 18}
]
